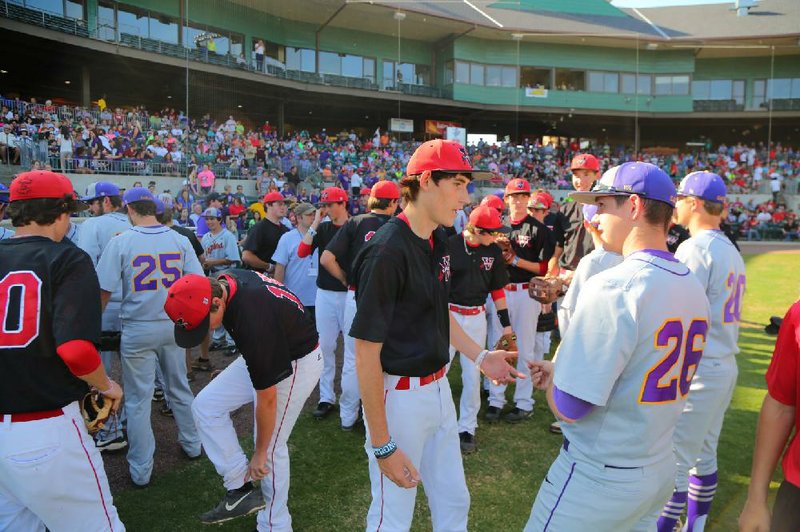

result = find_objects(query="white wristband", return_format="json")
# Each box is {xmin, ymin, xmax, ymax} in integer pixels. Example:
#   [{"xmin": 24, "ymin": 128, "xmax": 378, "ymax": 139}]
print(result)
[{"xmin": 474, "ymin": 349, "xmax": 489, "ymax": 369}]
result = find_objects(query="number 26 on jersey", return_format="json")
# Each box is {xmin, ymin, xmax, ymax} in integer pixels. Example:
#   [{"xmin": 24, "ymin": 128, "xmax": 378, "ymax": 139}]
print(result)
[{"xmin": 639, "ymin": 319, "xmax": 708, "ymax": 404}]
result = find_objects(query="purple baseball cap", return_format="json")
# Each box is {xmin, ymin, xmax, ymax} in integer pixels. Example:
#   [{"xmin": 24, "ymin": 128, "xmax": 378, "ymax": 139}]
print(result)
[
  {"xmin": 123, "ymin": 187, "xmax": 155, "ymax": 204},
  {"xmin": 153, "ymin": 198, "xmax": 165, "ymax": 215},
  {"xmin": 202, "ymin": 207, "xmax": 222, "ymax": 218},
  {"xmin": 677, "ymin": 171, "xmax": 727, "ymax": 204},
  {"xmin": 582, "ymin": 204, "xmax": 598, "ymax": 222},
  {"xmin": 83, "ymin": 181, "xmax": 120, "ymax": 201},
  {"xmin": 570, "ymin": 162, "xmax": 677, "ymax": 207}
]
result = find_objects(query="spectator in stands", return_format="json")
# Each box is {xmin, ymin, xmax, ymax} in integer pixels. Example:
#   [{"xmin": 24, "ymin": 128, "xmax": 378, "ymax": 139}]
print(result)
[
  {"xmin": 0, "ymin": 125, "xmax": 19, "ymax": 164},
  {"xmin": 784, "ymin": 213, "xmax": 799, "ymax": 242},
  {"xmin": 198, "ymin": 164, "xmax": 216, "ymax": 195},
  {"xmin": 190, "ymin": 202, "xmax": 203, "ymax": 225}
]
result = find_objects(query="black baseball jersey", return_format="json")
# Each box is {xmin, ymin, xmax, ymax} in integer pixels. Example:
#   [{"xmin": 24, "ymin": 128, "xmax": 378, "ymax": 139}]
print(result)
[
  {"xmin": 171, "ymin": 225, "xmax": 204, "ymax": 258},
  {"xmin": 0, "ymin": 237, "xmax": 101, "ymax": 413},
  {"xmin": 350, "ymin": 216, "xmax": 451, "ymax": 377},
  {"xmin": 667, "ymin": 224, "xmax": 690, "ymax": 253},
  {"xmin": 543, "ymin": 211, "xmax": 565, "ymax": 247},
  {"xmin": 325, "ymin": 213, "xmax": 392, "ymax": 287},
  {"xmin": 217, "ymin": 269, "xmax": 319, "ymax": 390},
  {"xmin": 309, "ymin": 221, "xmax": 347, "ymax": 291},
  {"xmin": 447, "ymin": 234, "xmax": 508, "ymax": 306},
  {"xmin": 505, "ymin": 215, "xmax": 556, "ymax": 283},
  {"xmin": 242, "ymin": 219, "xmax": 288, "ymax": 268},
  {"xmin": 553, "ymin": 200, "xmax": 594, "ymax": 271}
]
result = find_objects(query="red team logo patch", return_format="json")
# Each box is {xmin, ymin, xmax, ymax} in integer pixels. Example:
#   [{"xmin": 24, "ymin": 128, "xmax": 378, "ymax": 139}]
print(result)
[
  {"xmin": 364, "ymin": 231, "xmax": 376, "ymax": 242},
  {"xmin": 516, "ymin": 180, "xmax": 525, "ymax": 189},
  {"xmin": 255, "ymin": 272, "xmax": 304, "ymax": 310},
  {"xmin": 480, "ymin": 257, "xmax": 495, "ymax": 271},
  {"xmin": 438, "ymin": 255, "xmax": 451, "ymax": 283}
]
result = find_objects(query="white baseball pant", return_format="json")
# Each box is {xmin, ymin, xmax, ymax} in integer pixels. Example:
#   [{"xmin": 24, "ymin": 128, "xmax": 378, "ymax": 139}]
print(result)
[
  {"xmin": 365, "ymin": 373, "xmax": 470, "ymax": 531},
  {"xmin": 0, "ymin": 402, "xmax": 125, "ymax": 531},
  {"xmin": 315, "ymin": 289, "xmax": 347, "ymax": 405},
  {"xmin": 672, "ymin": 356, "xmax": 738, "ymax": 492},
  {"xmin": 192, "ymin": 348, "xmax": 322, "ymax": 532},
  {"xmin": 525, "ymin": 443, "xmax": 674, "ymax": 532},
  {"xmin": 485, "ymin": 295, "xmax": 502, "ymax": 350},
  {"xmin": 339, "ymin": 289, "xmax": 360, "ymax": 427},
  {"xmin": 448, "ymin": 305, "xmax": 487, "ymax": 436},
  {"xmin": 489, "ymin": 284, "xmax": 541, "ymax": 411}
]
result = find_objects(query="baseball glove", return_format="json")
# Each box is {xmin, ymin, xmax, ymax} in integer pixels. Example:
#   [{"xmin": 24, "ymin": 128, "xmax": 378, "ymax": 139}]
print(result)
[
  {"xmin": 494, "ymin": 333, "xmax": 518, "ymax": 352},
  {"xmin": 99, "ymin": 331, "xmax": 121, "ymax": 352},
  {"xmin": 528, "ymin": 276, "xmax": 563, "ymax": 305},
  {"xmin": 80, "ymin": 391, "xmax": 113, "ymax": 434}
]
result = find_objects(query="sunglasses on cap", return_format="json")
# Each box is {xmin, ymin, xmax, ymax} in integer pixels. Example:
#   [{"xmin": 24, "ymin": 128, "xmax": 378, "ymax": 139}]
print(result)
[{"xmin": 473, "ymin": 228, "xmax": 502, "ymax": 237}]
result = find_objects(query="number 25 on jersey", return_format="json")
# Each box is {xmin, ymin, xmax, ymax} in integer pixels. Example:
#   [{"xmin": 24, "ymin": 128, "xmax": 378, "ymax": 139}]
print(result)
[
  {"xmin": 132, "ymin": 253, "xmax": 182, "ymax": 292},
  {"xmin": 639, "ymin": 319, "xmax": 708, "ymax": 404}
]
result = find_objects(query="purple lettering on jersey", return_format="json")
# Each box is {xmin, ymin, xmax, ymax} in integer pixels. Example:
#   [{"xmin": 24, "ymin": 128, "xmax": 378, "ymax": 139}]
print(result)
[
  {"xmin": 132, "ymin": 255, "xmax": 158, "ymax": 291},
  {"xmin": 159, "ymin": 253, "xmax": 182, "ymax": 288},
  {"xmin": 680, "ymin": 319, "xmax": 707, "ymax": 396},
  {"xmin": 723, "ymin": 273, "xmax": 746, "ymax": 324},
  {"xmin": 640, "ymin": 318, "xmax": 708, "ymax": 404}
]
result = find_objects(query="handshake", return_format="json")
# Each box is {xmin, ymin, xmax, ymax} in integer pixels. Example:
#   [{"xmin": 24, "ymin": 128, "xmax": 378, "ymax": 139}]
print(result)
[{"xmin": 527, "ymin": 360, "xmax": 554, "ymax": 390}]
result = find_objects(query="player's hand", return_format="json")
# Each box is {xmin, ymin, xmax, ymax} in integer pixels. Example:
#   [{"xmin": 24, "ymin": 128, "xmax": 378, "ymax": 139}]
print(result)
[
  {"xmin": 481, "ymin": 350, "xmax": 526, "ymax": 384},
  {"xmin": 502, "ymin": 251, "xmax": 516, "ymax": 265},
  {"xmin": 528, "ymin": 360, "xmax": 554, "ymax": 390},
  {"xmin": 738, "ymin": 499, "xmax": 771, "ymax": 532},
  {"xmin": 99, "ymin": 379, "xmax": 123, "ymax": 413},
  {"xmin": 245, "ymin": 449, "xmax": 270, "ymax": 482},
  {"xmin": 378, "ymin": 448, "xmax": 420, "ymax": 489}
]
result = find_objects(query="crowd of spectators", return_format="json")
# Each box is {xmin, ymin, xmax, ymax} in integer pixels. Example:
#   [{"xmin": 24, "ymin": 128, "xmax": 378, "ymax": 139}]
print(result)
[{"xmin": 0, "ymin": 95, "xmax": 798, "ymax": 241}]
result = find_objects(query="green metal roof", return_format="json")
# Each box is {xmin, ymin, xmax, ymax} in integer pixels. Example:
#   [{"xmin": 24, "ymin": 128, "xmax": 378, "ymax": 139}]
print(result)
[{"xmin": 489, "ymin": 0, "xmax": 629, "ymax": 18}]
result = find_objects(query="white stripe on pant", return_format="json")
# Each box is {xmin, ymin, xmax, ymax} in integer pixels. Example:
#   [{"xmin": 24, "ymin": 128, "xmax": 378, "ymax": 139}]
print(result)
[
  {"xmin": 0, "ymin": 402, "xmax": 125, "ymax": 531},
  {"xmin": 192, "ymin": 348, "xmax": 323, "ymax": 532},
  {"xmin": 340, "ymin": 289, "xmax": 360, "ymax": 426},
  {"xmin": 365, "ymin": 373, "xmax": 470, "ymax": 531},
  {"xmin": 315, "ymin": 289, "xmax": 347, "ymax": 405},
  {"xmin": 447, "ymin": 307, "xmax": 487, "ymax": 435}
]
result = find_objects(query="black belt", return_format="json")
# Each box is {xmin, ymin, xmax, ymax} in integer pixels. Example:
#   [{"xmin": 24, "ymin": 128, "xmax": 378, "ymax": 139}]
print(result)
[{"xmin": 562, "ymin": 438, "xmax": 638, "ymax": 470}]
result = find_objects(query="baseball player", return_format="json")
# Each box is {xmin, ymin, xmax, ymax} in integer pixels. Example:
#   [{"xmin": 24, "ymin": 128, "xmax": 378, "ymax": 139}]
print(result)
[
  {"xmin": 657, "ymin": 172, "xmax": 745, "ymax": 532},
  {"xmin": 739, "ymin": 300, "xmax": 800, "ymax": 532},
  {"xmin": 480, "ymin": 193, "xmax": 506, "ymax": 364},
  {"xmin": 78, "ymin": 181, "xmax": 131, "ymax": 451},
  {"xmin": 297, "ymin": 186, "xmax": 350, "ymax": 419},
  {"xmin": 242, "ymin": 191, "xmax": 288, "ymax": 274},
  {"xmin": 272, "ymin": 202, "xmax": 319, "ymax": 321},
  {"xmin": 526, "ymin": 192, "xmax": 559, "ymax": 364},
  {"xmin": 320, "ymin": 180, "xmax": 400, "ymax": 431},
  {"xmin": 447, "ymin": 204, "xmax": 512, "ymax": 454},
  {"xmin": 0, "ymin": 183, "xmax": 14, "ymax": 240},
  {"xmin": 349, "ymin": 139, "xmax": 523, "ymax": 531},
  {"xmin": 200, "ymin": 206, "xmax": 242, "ymax": 361},
  {"xmin": 0, "ymin": 170, "xmax": 124, "ymax": 531},
  {"xmin": 526, "ymin": 162, "xmax": 711, "ymax": 531},
  {"xmin": 164, "ymin": 270, "xmax": 322, "ymax": 528},
  {"xmin": 487, "ymin": 178, "xmax": 553, "ymax": 423},
  {"xmin": 96, "ymin": 187, "xmax": 203, "ymax": 487}
]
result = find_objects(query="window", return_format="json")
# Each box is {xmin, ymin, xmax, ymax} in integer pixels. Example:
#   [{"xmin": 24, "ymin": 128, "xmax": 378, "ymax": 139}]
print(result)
[
  {"xmin": 470, "ymin": 64, "xmax": 485, "ymax": 86},
  {"xmin": 65, "ymin": 0, "xmax": 84, "ymax": 19},
  {"xmin": 588, "ymin": 71, "xmax": 618, "ymax": 93},
  {"xmin": 149, "ymin": 13, "xmax": 178, "ymax": 44},
  {"xmin": 445, "ymin": 61, "xmax": 454, "ymax": 85},
  {"xmin": 501, "ymin": 66, "xmax": 517, "ymax": 88},
  {"xmin": 318, "ymin": 51, "xmax": 341, "ymax": 75},
  {"xmin": 753, "ymin": 79, "xmax": 766, "ymax": 108},
  {"xmin": 733, "ymin": 80, "xmax": 745, "ymax": 106},
  {"xmin": 621, "ymin": 73, "xmax": 636, "ymax": 94},
  {"xmin": 555, "ymin": 69, "xmax": 585, "ymax": 91},
  {"xmin": 768, "ymin": 78, "xmax": 794, "ymax": 99},
  {"xmin": 363, "ymin": 58, "xmax": 375, "ymax": 82},
  {"xmin": 692, "ymin": 79, "xmax": 743, "ymax": 104},
  {"xmin": 637, "ymin": 74, "xmax": 651, "ymax": 95},
  {"xmin": 654, "ymin": 76, "xmax": 671, "ymax": 96},
  {"xmin": 117, "ymin": 4, "xmax": 149, "ymax": 37},
  {"xmin": 673, "ymin": 75, "xmax": 689, "ymax": 95},
  {"xmin": 710, "ymin": 80, "xmax": 733, "ymax": 100},
  {"xmin": 230, "ymin": 34, "xmax": 243, "ymax": 58},
  {"xmin": 341, "ymin": 55, "xmax": 363, "ymax": 78},
  {"xmin": 520, "ymin": 67, "xmax": 551, "ymax": 89},
  {"xmin": 415, "ymin": 65, "xmax": 431, "ymax": 86},
  {"xmin": 692, "ymin": 80, "xmax": 710, "ymax": 100},
  {"xmin": 486, "ymin": 66, "xmax": 502, "ymax": 87},
  {"xmin": 654, "ymin": 75, "xmax": 689, "ymax": 96},
  {"xmin": 285, "ymin": 47, "xmax": 315, "ymax": 72},
  {"xmin": 97, "ymin": 1, "xmax": 115, "ymax": 40},
  {"xmin": 26, "ymin": 0, "xmax": 62, "ymax": 15},
  {"xmin": 455, "ymin": 61, "xmax": 470, "ymax": 84}
]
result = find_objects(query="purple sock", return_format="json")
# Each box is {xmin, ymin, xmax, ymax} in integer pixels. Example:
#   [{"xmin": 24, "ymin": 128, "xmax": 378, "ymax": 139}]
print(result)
[
  {"xmin": 657, "ymin": 490, "xmax": 687, "ymax": 532},
  {"xmin": 687, "ymin": 472, "xmax": 718, "ymax": 531}
]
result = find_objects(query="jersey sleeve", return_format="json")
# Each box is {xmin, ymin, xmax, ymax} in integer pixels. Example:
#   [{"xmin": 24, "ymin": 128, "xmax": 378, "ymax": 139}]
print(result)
[
  {"xmin": 224, "ymin": 232, "xmax": 241, "ymax": 262},
  {"xmin": 349, "ymin": 247, "xmax": 404, "ymax": 343},
  {"xmin": 675, "ymin": 241, "xmax": 711, "ymax": 289},
  {"xmin": 96, "ymin": 236, "xmax": 123, "ymax": 294},
  {"xmin": 271, "ymin": 233, "xmax": 291, "ymax": 266},
  {"xmin": 560, "ymin": 257, "xmax": 591, "ymax": 312},
  {"xmin": 765, "ymin": 302, "xmax": 800, "ymax": 406},
  {"xmin": 554, "ymin": 275, "xmax": 637, "ymax": 406},
  {"xmin": 53, "ymin": 248, "xmax": 102, "ymax": 345}
]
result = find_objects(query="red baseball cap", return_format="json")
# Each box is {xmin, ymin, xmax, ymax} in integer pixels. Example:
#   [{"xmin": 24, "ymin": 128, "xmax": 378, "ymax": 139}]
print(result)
[
  {"xmin": 10, "ymin": 171, "xmax": 87, "ymax": 211},
  {"xmin": 468, "ymin": 205, "xmax": 511, "ymax": 233},
  {"xmin": 570, "ymin": 154, "xmax": 600, "ymax": 172},
  {"xmin": 263, "ymin": 191, "xmax": 285, "ymax": 203},
  {"xmin": 319, "ymin": 187, "xmax": 348, "ymax": 204},
  {"xmin": 529, "ymin": 191, "xmax": 553, "ymax": 210},
  {"xmin": 504, "ymin": 178, "xmax": 531, "ymax": 196},
  {"xmin": 480, "ymin": 194, "xmax": 505, "ymax": 214},
  {"xmin": 360, "ymin": 187, "xmax": 371, "ymax": 196},
  {"xmin": 406, "ymin": 139, "xmax": 491, "ymax": 180},
  {"xmin": 370, "ymin": 181, "xmax": 400, "ymax": 200},
  {"xmin": 164, "ymin": 274, "xmax": 213, "ymax": 348}
]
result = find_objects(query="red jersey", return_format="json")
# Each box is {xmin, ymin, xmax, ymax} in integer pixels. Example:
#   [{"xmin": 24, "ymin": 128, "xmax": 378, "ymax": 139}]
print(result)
[{"xmin": 765, "ymin": 300, "xmax": 800, "ymax": 487}]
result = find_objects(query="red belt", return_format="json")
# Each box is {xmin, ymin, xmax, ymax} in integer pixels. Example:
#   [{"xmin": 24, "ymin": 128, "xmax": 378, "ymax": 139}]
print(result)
[
  {"xmin": 348, "ymin": 285, "xmax": 356, "ymax": 291},
  {"xmin": 3, "ymin": 408, "xmax": 63, "ymax": 423},
  {"xmin": 449, "ymin": 304, "xmax": 485, "ymax": 316},
  {"xmin": 395, "ymin": 366, "xmax": 447, "ymax": 390},
  {"xmin": 505, "ymin": 283, "xmax": 530, "ymax": 291}
]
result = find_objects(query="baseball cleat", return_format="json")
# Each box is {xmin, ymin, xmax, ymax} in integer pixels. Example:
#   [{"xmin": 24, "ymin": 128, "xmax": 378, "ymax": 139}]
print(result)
[
  {"xmin": 459, "ymin": 432, "xmax": 477, "ymax": 454},
  {"xmin": 503, "ymin": 407, "xmax": 533, "ymax": 423},
  {"xmin": 159, "ymin": 405, "xmax": 173, "ymax": 417},
  {"xmin": 152, "ymin": 388, "xmax": 165, "ymax": 402},
  {"xmin": 312, "ymin": 401, "xmax": 335, "ymax": 419},
  {"xmin": 191, "ymin": 358, "xmax": 214, "ymax": 372},
  {"xmin": 549, "ymin": 421, "xmax": 562, "ymax": 434},
  {"xmin": 200, "ymin": 485, "xmax": 266, "ymax": 525},
  {"xmin": 484, "ymin": 406, "xmax": 502, "ymax": 423},
  {"xmin": 96, "ymin": 435, "xmax": 128, "ymax": 453}
]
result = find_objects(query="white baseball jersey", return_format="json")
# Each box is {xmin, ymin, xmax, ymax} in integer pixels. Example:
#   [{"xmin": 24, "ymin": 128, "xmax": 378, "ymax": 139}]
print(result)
[
  {"xmin": 675, "ymin": 229, "xmax": 745, "ymax": 358},
  {"xmin": 0, "ymin": 227, "xmax": 14, "ymax": 240},
  {"xmin": 559, "ymin": 246, "xmax": 623, "ymax": 335},
  {"xmin": 77, "ymin": 211, "xmax": 131, "ymax": 266},
  {"xmin": 201, "ymin": 227, "xmax": 241, "ymax": 273},
  {"xmin": 65, "ymin": 221, "xmax": 80, "ymax": 244},
  {"xmin": 554, "ymin": 250, "xmax": 710, "ymax": 467},
  {"xmin": 97, "ymin": 225, "xmax": 203, "ymax": 321}
]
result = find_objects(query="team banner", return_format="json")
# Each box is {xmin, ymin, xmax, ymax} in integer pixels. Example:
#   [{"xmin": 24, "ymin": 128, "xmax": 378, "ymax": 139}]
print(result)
[
  {"xmin": 425, "ymin": 119, "xmax": 462, "ymax": 136},
  {"xmin": 525, "ymin": 87, "xmax": 548, "ymax": 98}
]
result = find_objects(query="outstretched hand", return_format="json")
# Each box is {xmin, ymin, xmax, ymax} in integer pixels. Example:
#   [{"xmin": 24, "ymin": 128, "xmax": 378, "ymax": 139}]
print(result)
[
  {"xmin": 527, "ymin": 360, "xmax": 554, "ymax": 390},
  {"xmin": 481, "ymin": 350, "xmax": 527, "ymax": 384}
]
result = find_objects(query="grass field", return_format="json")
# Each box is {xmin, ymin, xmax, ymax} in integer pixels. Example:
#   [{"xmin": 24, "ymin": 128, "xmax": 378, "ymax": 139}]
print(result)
[{"xmin": 113, "ymin": 253, "xmax": 800, "ymax": 531}]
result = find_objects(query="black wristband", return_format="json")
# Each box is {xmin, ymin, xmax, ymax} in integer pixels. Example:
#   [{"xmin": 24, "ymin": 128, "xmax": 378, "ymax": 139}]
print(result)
[{"xmin": 497, "ymin": 308, "xmax": 511, "ymax": 328}]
